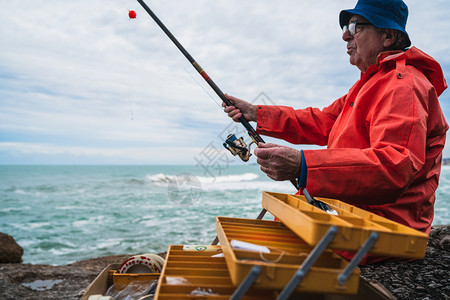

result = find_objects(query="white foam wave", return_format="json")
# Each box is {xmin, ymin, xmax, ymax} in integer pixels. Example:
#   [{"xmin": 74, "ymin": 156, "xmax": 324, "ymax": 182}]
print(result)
[
  {"xmin": 200, "ymin": 179, "xmax": 294, "ymax": 192},
  {"xmin": 73, "ymin": 216, "xmax": 107, "ymax": 228},
  {"xmin": 198, "ymin": 173, "xmax": 259, "ymax": 184},
  {"xmin": 28, "ymin": 222, "xmax": 51, "ymax": 229},
  {"xmin": 1, "ymin": 206, "xmax": 31, "ymax": 213},
  {"xmin": 96, "ymin": 238, "xmax": 121, "ymax": 249},
  {"xmin": 144, "ymin": 172, "xmax": 299, "ymax": 193},
  {"xmin": 146, "ymin": 172, "xmax": 259, "ymax": 184},
  {"xmin": 146, "ymin": 173, "xmax": 173, "ymax": 183},
  {"xmin": 55, "ymin": 205, "xmax": 83, "ymax": 211},
  {"xmin": 14, "ymin": 189, "xmax": 29, "ymax": 195},
  {"xmin": 48, "ymin": 248, "xmax": 72, "ymax": 256}
]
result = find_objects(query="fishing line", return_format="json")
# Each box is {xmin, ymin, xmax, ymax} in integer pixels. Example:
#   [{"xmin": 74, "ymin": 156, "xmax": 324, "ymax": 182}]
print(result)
[
  {"xmin": 118, "ymin": 0, "xmax": 129, "ymax": 11},
  {"xmin": 182, "ymin": 67, "xmax": 255, "ymax": 145},
  {"xmin": 118, "ymin": 0, "xmax": 137, "ymax": 19},
  {"xmin": 130, "ymin": 106, "xmax": 134, "ymax": 120},
  {"xmin": 115, "ymin": 0, "xmax": 139, "ymax": 120},
  {"xmin": 183, "ymin": 67, "xmax": 223, "ymax": 110}
]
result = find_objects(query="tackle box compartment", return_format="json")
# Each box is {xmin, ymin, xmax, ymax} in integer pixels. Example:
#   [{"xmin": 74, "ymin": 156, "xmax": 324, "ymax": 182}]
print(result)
[
  {"xmin": 110, "ymin": 270, "xmax": 160, "ymax": 286},
  {"xmin": 154, "ymin": 245, "xmax": 278, "ymax": 299},
  {"xmin": 261, "ymin": 191, "xmax": 428, "ymax": 258},
  {"xmin": 81, "ymin": 264, "xmax": 160, "ymax": 299},
  {"xmin": 216, "ymin": 217, "xmax": 360, "ymax": 295}
]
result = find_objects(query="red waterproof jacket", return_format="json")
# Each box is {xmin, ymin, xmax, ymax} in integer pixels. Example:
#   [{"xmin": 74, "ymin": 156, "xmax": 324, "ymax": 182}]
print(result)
[{"xmin": 257, "ymin": 47, "xmax": 448, "ymax": 262}]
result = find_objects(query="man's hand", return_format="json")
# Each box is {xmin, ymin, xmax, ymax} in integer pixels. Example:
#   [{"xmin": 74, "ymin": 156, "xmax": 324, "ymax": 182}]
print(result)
[
  {"xmin": 222, "ymin": 94, "xmax": 257, "ymax": 122},
  {"xmin": 254, "ymin": 143, "xmax": 302, "ymax": 181}
]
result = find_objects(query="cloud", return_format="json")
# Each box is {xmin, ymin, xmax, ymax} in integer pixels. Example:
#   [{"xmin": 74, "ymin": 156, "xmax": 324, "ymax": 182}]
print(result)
[{"xmin": 0, "ymin": 0, "xmax": 449, "ymax": 164}]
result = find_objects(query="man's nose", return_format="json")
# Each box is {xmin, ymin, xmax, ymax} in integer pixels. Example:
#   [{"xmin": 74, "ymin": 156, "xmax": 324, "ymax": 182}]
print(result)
[{"xmin": 342, "ymin": 29, "xmax": 353, "ymax": 41}]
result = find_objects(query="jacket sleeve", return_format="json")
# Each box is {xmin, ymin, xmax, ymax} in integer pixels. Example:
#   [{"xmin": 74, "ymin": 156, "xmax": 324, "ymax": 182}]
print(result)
[
  {"xmin": 304, "ymin": 72, "xmax": 433, "ymax": 205},
  {"xmin": 256, "ymin": 96, "xmax": 346, "ymax": 145}
]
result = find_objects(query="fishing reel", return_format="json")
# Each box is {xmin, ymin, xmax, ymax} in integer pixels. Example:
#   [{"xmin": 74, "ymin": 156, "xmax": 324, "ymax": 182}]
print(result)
[{"xmin": 223, "ymin": 134, "xmax": 254, "ymax": 162}]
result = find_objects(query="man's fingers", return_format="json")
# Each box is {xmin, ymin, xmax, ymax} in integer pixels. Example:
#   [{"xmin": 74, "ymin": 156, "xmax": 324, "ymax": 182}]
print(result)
[
  {"xmin": 254, "ymin": 143, "xmax": 279, "ymax": 159},
  {"xmin": 231, "ymin": 112, "xmax": 242, "ymax": 122},
  {"xmin": 224, "ymin": 107, "xmax": 242, "ymax": 121},
  {"xmin": 223, "ymin": 105, "xmax": 235, "ymax": 113},
  {"xmin": 257, "ymin": 143, "xmax": 278, "ymax": 148},
  {"xmin": 224, "ymin": 94, "xmax": 236, "ymax": 106},
  {"xmin": 255, "ymin": 148, "xmax": 273, "ymax": 160}
]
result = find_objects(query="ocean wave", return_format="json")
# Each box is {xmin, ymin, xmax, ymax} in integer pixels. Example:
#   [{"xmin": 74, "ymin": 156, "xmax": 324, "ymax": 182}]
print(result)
[
  {"xmin": 1, "ymin": 206, "xmax": 31, "ymax": 213},
  {"xmin": 146, "ymin": 173, "xmax": 174, "ymax": 183},
  {"xmin": 198, "ymin": 173, "xmax": 259, "ymax": 184},
  {"xmin": 14, "ymin": 189, "xmax": 29, "ymax": 195},
  {"xmin": 144, "ymin": 172, "xmax": 298, "ymax": 193},
  {"xmin": 73, "ymin": 216, "xmax": 107, "ymax": 228},
  {"xmin": 96, "ymin": 238, "xmax": 122, "ymax": 249},
  {"xmin": 11, "ymin": 222, "xmax": 52, "ymax": 231},
  {"xmin": 55, "ymin": 205, "xmax": 83, "ymax": 211},
  {"xmin": 126, "ymin": 178, "xmax": 147, "ymax": 185},
  {"xmin": 200, "ymin": 179, "xmax": 294, "ymax": 193},
  {"xmin": 4, "ymin": 187, "xmax": 33, "ymax": 195},
  {"xmin": 146, "ymin": 172, "xmax": 260, "ymax": 184}
]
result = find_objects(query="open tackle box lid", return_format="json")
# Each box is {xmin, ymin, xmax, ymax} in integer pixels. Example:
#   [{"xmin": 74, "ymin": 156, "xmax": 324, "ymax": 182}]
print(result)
[{"xmin": 262, "ymin": 191, "xmax": 428, "ymax": 258}]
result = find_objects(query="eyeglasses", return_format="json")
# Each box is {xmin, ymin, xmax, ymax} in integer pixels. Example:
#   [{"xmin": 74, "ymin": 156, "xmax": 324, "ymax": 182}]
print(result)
[{"xmin": 342, "ymin": 22, "xmax": 372, "ymax": 36}]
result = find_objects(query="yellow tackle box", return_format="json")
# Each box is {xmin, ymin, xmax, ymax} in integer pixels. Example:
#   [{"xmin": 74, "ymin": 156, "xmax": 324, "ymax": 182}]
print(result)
[
  {"xmin": 109, "ymin": 270, "xmax": 160, "ymax": 286},
  {"xmin": 154, "ymin": 245, "xmax": 278, "ymax": 299},
  {"xmin": 262, "ymin": 191, "xmax": 428, "ymax": 258},
  {"xmin": 216, "ymin": 217, "xmax": 360, "ymax": 295}
]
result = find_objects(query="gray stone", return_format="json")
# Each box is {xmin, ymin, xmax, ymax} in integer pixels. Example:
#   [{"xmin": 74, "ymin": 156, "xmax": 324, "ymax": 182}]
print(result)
[
  {"xmin": 440, "ymin": 235, "xmax": 450, "ymax": 250},
  {"xmin": 361, "ymin": 225, "xmax": 450, "ymax": 300}
]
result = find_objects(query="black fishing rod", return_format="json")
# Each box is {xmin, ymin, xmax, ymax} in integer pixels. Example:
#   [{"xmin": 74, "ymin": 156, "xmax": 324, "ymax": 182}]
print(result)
[
  {"xmin": 135, "ymin": 0, "xmax": 336, "ymax": 216},
  {"xmin": 136, "ymin": 0, "xmax": 262, "ymax": 145}
]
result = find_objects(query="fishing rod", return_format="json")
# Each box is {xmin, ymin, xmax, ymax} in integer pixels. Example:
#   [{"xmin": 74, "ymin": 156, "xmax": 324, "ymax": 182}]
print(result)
[{"xmin": 135, "ymin": 0, "xmax": 336, "ymax": 216}]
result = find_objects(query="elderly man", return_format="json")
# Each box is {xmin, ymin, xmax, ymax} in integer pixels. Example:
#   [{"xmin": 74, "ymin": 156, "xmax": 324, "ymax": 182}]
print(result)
[{"xmin": 224, "ymin": 0, "xmax": 448, "ymax": 263}]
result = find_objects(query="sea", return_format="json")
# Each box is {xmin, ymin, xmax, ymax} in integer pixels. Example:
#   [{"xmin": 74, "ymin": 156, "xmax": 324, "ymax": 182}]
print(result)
[{"xmin": 1, "ymin": 164, "xmax": 449, "ymax": 265}]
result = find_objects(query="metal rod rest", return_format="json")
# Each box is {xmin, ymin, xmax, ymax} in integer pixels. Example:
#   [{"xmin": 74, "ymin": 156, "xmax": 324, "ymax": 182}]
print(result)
[
  {"xmin": 230, "ymin": 265, "xmax": 262, "ymax": 300},
  {"xmin": 211, "ymin": 236, "xmax": 219, "ymax": 246},
  {"xmin": 338, "ymin": 231, "xmax": 379, "ymax": 285},
  {"xmin": 256, "ymin": 208, "xmax": 267, "ymax": 220},
  {"xmin": 277, "ymin": 226, "xmax": 339, "ymax": 300}
]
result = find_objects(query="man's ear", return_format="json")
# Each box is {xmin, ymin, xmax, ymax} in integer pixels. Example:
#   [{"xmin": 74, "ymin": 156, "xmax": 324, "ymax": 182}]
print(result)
[{"xmin": 383, "ymin": 29, "xmax": 396, "ymax": 48}]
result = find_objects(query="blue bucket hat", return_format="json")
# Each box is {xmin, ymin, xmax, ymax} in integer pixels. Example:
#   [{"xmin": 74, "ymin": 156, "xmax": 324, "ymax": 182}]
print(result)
[{"xmin": 339, "ymin": 0, "xmax": 411, "ymax": 46}]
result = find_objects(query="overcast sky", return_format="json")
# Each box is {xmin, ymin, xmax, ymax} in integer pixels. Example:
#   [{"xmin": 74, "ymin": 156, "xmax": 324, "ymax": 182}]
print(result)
[{"xmin": 1, "ymin": 0, "xmax": 449, "ymax": 165}]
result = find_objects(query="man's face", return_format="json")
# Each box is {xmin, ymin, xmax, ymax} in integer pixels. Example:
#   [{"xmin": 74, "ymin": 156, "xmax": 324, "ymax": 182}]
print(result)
[{"xmin": 342, "ymin": 15, "xmax": 386, "ymax": 72}]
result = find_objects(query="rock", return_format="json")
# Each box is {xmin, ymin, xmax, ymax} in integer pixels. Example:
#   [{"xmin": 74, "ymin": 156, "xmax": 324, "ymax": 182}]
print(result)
[
  {"xmin": 0, "ymin": 263, "xmax": 101, "ymax": 300},
  {"xmin": 440, "ymin": 235, "xmax": 450, "ymax": 250},
  {"xmin": 360, "ymin": 225, "xmax": 450, "ymax": 300},
  {"xmin": 0, "ymin": 232, "xmax": 23, "ymax": 263}
]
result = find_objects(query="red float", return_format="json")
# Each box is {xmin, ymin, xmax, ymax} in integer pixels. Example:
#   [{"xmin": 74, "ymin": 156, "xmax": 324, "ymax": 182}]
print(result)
[{"xmin": 128, "ymin": 10, "xmax": 137, "ymax": 19}]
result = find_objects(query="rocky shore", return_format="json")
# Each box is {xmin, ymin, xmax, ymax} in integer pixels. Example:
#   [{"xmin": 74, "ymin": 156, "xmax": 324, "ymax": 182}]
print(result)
[
  {"xmin": 360, "ymin": 225, "xmax": 450, "ymax": 300},
  {"xmin": 0, "ymin": 226, "xmax": 448, "ymax": 300}
]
